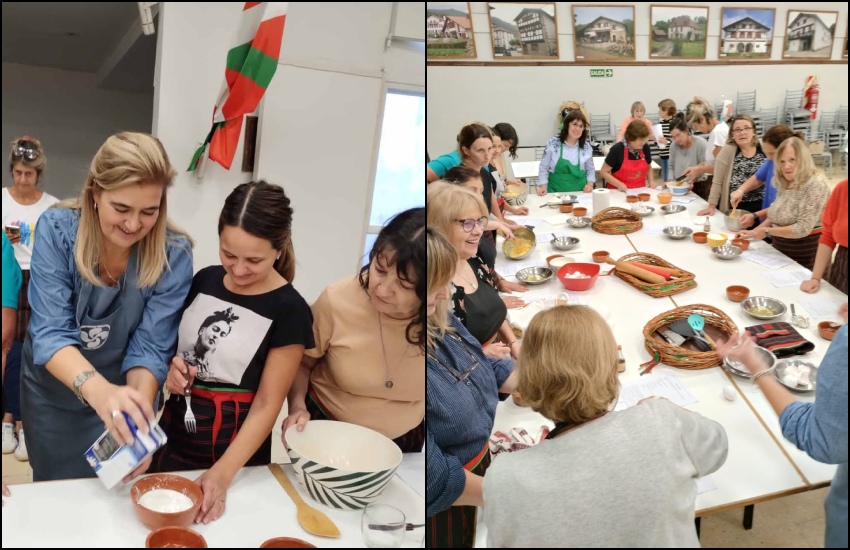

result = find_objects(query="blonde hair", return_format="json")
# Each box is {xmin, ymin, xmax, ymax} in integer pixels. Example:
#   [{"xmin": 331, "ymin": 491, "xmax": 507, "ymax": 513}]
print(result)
[
  {"xmin": 726, "ymin": 114, "xmax": 759, "ymax": 148},
  {"xmin": 630, "ymin": 101, "xmax": 646, "ymax": 115},
  {"xmin": 426, "ymin": 228, "xmax": 457, "ymax": 339},
  {"xmin": 9, "ymin": 136, "xmax": 47, "ymax": 182},
  {"xmin": 426, "ymin": 182, "xmax": 488, "ymax": 244},
  {"xmin": 658, "ymin": 99, "xmax": 676, "ymax": 117},
  {"xmin": 56, "ymin": 132, "xmax": 193, "ymax": 288},
  {"xmin": 517, "ymin": 306, "xmax": 619, "ymax": 424},
  {"xmin": 773, "ymin": 136, "xmax": 821, "ymax": 191},
  {"xmin": 686, "ymin": 96, "xmax": 716, "ymax": 126}
]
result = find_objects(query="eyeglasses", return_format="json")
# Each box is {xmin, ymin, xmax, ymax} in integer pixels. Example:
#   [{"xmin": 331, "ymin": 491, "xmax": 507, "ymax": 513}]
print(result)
[
  {"xmin": 732, "ymin": 127, "xmax": 754, "ymax": 134},
  {"xmin": 11, "ymin": 141, "xmax": 39, "ymax": 161},
  {"xmin": 428, "ymin": 334, "xmax": 481, "ymax": 383},
  {"xmin": 454, "ymin": 217, "xmax": 488, "ymax": 233}
]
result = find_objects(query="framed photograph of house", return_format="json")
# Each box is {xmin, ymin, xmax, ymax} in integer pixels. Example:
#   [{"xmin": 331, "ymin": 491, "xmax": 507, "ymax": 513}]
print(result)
[
  {"xmin": 718, "ymin": 8, "xmax": 775, "ymax": 59},
  {"xmin": 426, "ymin": 2, "xmax": 477, "ymax": 59},
  {"xmin": 572, "ymin": 5, "xmax": 635, "ymax": 60},
  {"xmin": 783, "ymin": 10, "xmax": 837, "ymax": 59},
  {"xmin": 487, "ymin": 2, "xmax": 559, "ymax": 59},
  {"xmin": 650, "ymin": 5, "xmax": 708, "ymax": 59}
]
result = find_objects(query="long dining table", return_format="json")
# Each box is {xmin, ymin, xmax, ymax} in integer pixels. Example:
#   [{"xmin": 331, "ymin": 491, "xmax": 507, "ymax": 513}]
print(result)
[{"xmin": 475, "ymin": 183, "xmax": 844, "ymax": 547}]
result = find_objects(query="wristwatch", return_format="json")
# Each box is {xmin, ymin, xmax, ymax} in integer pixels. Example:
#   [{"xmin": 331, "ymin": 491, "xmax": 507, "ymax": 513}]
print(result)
[{"xmin": 73, "ymin": 370, "xmax": 98, "ymax": 406}]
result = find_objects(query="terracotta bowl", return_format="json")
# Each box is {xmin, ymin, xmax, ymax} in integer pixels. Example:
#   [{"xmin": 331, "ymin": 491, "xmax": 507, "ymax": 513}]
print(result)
[
  {"xmin": 657, "ymin": 192, "xmax": 672, "ymax": 204},
  {"xmin": 818, "ymin": 321, "xmax": 840, "ymax": 341},
  {"xmin": 146, "ymin": 526, "xmax": 207, "ymax": 548},
  {"xmin": 726, "ymin": 285, "xmax": 750, "ymax": 302},
  {"xmin": 638, "ymin": 192, "xmax": 651, "ymax": 202},
  {"xmin": 731, "ymin": 238, "xmax": 750, "ymax": 251},
  {"xmin": 572, "ymin": 207, "xmax": 587, "ymax": 217},
  {"xmin": 559, "ymin": 203, "xmax": 573, "ymax": 213},
  {"xmin": 260, "ymin": 538, "xmax": 317, "ymax": 548},
  {"xmin": 626, "ymin": 195, "xmax": 639, "ymax": 203},
  {"xmin": 591, "ymin": 251, "xmax": 609, "ymax": 263},
  {"xmin": 692, "ymin": 231, "xmax": 708, "ymax": 244},
  {"xmin": 132, "ymin": 474, "xmax": 203, "ymax": 531}
]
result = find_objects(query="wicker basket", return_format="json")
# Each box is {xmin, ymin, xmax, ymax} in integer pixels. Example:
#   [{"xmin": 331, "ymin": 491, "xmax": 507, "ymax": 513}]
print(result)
[
  {"xmin": 612, "ymin": 252, "xmax": 696, "ymax": 297},
  {"xmin": 643, "ymin": 304, "xmax": 738, "ymax": 370},
  {"xmin": 503, "ymin": 181, "xmax": 529, "ymax": 206},
  {"xmin": 591, "ymin": 207, "xmax": 642, "ymax": 235}
]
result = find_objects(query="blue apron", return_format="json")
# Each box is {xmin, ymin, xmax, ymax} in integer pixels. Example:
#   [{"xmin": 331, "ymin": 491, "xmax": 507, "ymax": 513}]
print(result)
[{"xmin": 20, "ymin": 250, "xmax": 147, "ymax": 481}]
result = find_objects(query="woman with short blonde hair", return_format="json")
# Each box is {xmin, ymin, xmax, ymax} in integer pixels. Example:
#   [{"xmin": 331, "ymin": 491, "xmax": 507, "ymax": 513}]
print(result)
[
  {"xmin": 20, "ymin": 132, "xmax": 195, "ymax": 481},
  {"xmin": 482, "ymin": 305, "xmax": 728, "ymax": 548},
  {"xmin": 426, "ymin": 228, "xmax": 457, "ymax": 338},
  {"xmin": 737, "ymin": 136, "xmax": 831, "ymax": 270}
]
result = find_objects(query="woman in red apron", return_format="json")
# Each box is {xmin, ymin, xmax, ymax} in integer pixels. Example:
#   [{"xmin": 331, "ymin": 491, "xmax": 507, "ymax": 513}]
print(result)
[
  {"xmin": 599, "ymin": 120, "xmax": 654, "ymax": 191},
  {"xmin": 152, "ymin": 181, "xmax": 315, "ymax": 524},
  {"xmin": 426, "ymin": 228, "xmax": 516, "ymax": 548}
]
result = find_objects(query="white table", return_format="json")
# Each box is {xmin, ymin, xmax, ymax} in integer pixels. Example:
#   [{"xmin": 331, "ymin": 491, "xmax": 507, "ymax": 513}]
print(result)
[
  {"xmin": 1, "ymin": 459, "xmax": 425, "ymax": 548},
  {"xmin": 475, "ymin": 187, "xmax": 842, "ymax": 545}
]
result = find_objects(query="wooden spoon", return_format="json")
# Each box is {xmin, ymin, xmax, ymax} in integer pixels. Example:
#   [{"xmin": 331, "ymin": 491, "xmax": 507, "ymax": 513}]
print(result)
[{"xmin": 268, "ymin": 464, "xmax": 341, "ymax": 538}]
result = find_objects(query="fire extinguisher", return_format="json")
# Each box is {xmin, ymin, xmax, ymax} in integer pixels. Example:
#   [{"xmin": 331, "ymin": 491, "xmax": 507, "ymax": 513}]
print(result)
[{"xmin": 804, "ymin": 75, "xmax": 820, "ymax": 120}]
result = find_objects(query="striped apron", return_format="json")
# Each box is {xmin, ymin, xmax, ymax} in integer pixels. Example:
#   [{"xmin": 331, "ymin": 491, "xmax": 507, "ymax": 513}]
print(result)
[
  {"xmin": 827, "ymin": 245, "xmax": 848, "ymax": 295},
  {"xmin": 426, "ymin": 445, "xmax": 490, "ymax": 548},
  {"xmin": 771, "ymin": 231, "xmax": 821, "ymax": 271}
]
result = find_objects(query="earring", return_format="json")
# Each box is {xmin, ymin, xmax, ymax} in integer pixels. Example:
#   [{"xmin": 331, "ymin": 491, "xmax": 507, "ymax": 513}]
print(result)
[
  {"xmin": 276, "ymin": 255, "xmax": 281, "ymax": 261},
  {"xmin": 94, "ymin": 202, "xmax": 98, "ymax": 211}
]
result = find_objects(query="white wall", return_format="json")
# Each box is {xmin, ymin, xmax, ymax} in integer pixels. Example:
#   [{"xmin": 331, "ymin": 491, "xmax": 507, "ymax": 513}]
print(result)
[
  {"xmin": 1, "ymin": 62, "xmax": 153, "ymax": 200},
  {"xmin": 427, "ymin": 2, "xmax": 849, "ymax": 155},
  {"xmin": 156, "ymin": 3, "xmax": 424, "ymax": 303}
]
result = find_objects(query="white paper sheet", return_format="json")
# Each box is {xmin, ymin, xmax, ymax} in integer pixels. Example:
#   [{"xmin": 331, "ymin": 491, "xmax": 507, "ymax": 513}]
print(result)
[
  {"xmin": 671, "ymin": 195, "xmax": 697, "ymax": 204},
  {"xmin": 741, "ymin": 249, "xmax": 795, "ymax": 270},
  {"xmin": 505, "ymin": 216, "xmax": 545, "ymax": 227},
  {"xmin": 614, "ymin": 374, "xmax": 698, "ymax": 411},
  {"xmin": 495, "ymin": 259, "xmax": 546, "ymax": 276},
  {"xmin": 543, "ymin": 214, "xmax": 569, "ymax": 225},
  {"xmin": 663, "ymin": 211, "xmax": 694, "ymax": 228},
  {"xmin": 534, "ymin": 229, "xmax": 572, "ymax": 242},
  {"xmin": 577, "ymin": 194, "xmax": 594, "ymax": 204},
  {"xmin": 798, "ymin": 298, "xmax": 846, "ymax": 320},
  {"xmin": 641, "ymin": 223, "xmax": 667, "ymax": 234},
  {"xmin": 761, "ymin": 269, "xmax": 812, "ymax": 288}
]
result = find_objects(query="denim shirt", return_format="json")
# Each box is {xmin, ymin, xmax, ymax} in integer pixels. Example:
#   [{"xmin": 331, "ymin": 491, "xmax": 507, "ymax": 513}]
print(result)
[
  {"xmin": 426, "ymin": 313, "xmax": 513, "ymax": 517},
  {"xmin": 26, "ymin": 207, "xmax": 193, "ymax": 385}
]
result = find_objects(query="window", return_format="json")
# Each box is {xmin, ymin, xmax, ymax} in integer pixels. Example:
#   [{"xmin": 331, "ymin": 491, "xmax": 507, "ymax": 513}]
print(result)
[{"xmin": 363, "ymin": 90, "xmax": 425, "ymax": 258}]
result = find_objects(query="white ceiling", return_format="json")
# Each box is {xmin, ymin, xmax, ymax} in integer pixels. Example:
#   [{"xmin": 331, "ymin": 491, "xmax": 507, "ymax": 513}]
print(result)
[{"xmin": 1, "ymin": 2, "xmax": 156, "ymax": 93}]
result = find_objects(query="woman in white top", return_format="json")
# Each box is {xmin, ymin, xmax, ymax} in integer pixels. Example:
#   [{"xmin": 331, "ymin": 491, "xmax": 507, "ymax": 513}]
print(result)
[
  {"xmin": 682, "ymin": 97, "xmax": 729, "ymax": 200},
  {"xmin": 1, "ymin": 136, "xmax": 59, "ymax": 462}
]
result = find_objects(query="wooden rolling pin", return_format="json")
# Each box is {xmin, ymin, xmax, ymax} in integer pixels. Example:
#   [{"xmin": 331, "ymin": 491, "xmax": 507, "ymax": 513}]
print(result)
[
  {"xmin": 626, "ymin": 262, "xmax": 686, "ymax": 280},
  {"xmin": 604, "ymin": 257, "xmax": 666, "ymax": 284}
]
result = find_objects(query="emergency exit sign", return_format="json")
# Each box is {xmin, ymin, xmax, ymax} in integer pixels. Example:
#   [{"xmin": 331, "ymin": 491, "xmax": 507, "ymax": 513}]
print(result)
[{"xmin": 590, "ymin": 68, "xmax": 613, "ymax": 77}]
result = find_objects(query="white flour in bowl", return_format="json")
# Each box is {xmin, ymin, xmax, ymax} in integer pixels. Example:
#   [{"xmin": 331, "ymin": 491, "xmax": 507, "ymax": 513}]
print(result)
[{"xmin": 138, "ymin": 488, "xmax": 194, "ymax": 513}]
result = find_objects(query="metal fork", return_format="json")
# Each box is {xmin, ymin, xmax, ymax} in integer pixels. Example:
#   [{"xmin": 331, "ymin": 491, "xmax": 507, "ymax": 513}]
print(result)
[{"xmin": 183, "ymin": 386, "xmax": 196, "ymax": 433}]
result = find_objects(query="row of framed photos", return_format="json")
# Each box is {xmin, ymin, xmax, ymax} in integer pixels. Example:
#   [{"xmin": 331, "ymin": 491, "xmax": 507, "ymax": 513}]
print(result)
[{"xmin": 426, "ymin": 3, "xmax": 848, "ymax": 61}]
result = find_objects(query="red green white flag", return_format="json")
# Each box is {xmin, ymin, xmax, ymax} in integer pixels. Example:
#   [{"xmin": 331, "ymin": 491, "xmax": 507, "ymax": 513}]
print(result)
[{"xmin": 189, "ymin": 2, "xmax": 287, "ymax": 171}]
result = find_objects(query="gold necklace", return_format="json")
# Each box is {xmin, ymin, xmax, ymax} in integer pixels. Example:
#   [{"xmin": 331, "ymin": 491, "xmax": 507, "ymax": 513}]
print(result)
[
  {"xmin": 378, "ymin": 313, "xmax": 411, "ymax": 389},
  {"xmin": 455, "ymin": 262, "xmax": 478, "ymax": 291}
]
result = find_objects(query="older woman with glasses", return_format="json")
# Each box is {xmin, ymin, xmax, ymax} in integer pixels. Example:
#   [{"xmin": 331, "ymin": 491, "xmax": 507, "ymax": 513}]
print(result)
[
  {"xmin": 427, "ymin": 182, "xmax": 519, "ymax": 361},
  {"xmin": 698, "ymin": 114, "xmax": 767, "ymax": 218},
  {"xmin": 2, "ymin": 137, "xmax": 59, "ymax": 462},
  {"xmin": 426, "ymin": 227, "xmax": 516, "ymax": 548},
  {"xmin": 482, "ymin": 306, "xmax": 727, "ymax": 548}
]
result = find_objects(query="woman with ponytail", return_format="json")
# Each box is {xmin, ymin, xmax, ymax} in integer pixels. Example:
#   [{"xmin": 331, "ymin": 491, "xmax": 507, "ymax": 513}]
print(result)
[{"xmin": 152, "ymin": 180, "xmax": 315, "ymax": 524}]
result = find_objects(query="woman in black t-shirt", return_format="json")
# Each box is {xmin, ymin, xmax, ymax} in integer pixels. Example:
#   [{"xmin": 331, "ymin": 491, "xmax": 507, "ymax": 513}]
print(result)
[{"xmin": 151, "ymin": 181, "xmax": 314, "ymax": 524}]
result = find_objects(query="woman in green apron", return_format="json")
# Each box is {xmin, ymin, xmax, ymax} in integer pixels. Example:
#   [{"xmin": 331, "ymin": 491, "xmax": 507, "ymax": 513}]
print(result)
[
  {"xmin": 536, "ymin": 110, "xmax": 596, "ymax": 195},
  {"xmin": 19, "ymin": 132, "xmax": 194, "ymax": 482}
]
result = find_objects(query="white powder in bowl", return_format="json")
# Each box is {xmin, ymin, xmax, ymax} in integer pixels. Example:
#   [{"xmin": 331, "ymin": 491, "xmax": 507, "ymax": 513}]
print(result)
[{"xmin": 138, "ymin": 488, "xmax": 194, "ymax": 513}]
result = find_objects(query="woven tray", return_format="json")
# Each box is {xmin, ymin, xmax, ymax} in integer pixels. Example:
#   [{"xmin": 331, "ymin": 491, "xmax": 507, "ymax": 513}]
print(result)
[
  {"xmin": 612, "ymin": 252, "xmax": 696, "ymax": 297},
  {"xmin": 591, "ymin": 207, "xmax": 642, "ymax": 235},
  {"xmin": 643, "ymin": 304, "xmax": 738, "ymax": 370}
]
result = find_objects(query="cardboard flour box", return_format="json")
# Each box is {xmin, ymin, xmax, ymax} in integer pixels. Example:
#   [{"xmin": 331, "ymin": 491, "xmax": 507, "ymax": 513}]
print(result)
[{"xmin": 85, "ymin": 413, "xmax": 167, "ymax": 489}]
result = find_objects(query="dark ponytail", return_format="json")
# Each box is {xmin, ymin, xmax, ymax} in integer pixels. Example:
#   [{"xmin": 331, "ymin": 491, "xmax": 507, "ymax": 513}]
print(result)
[{"xmin": 219, "ymin": 180, "xmax": 296, "ymax": 281}]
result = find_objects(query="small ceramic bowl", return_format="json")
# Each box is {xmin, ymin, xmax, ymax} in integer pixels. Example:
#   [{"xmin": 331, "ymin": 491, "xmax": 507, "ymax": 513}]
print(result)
[
  {"xmin": 818, "ymin": 321, "xmax": 840, "ymax": 341},
  {"xmin": 726, "ymin": 285, "xmax": 750, "ymax": 302},
  {"xmin": 626, "ymin": 195, "xmax": 639, "ymax": 204},
  {"xmin": 638, "ymin": 192, "xmax": 651, "ymax": 202},
  {"xmin": 132, "ymin": 474, "xmax": 203, "ymax": 530},
  {"xmin": 692, "ymin": 231, "xmax": 708, "ymax": 244},
  {"xmin": 146, "ymin": 527, "xmax": 208, "ymax": 549},
  {"xmin": 657, "ymin": 192, "xmax": 672, "ymax": 204},
  {"xmin": 731, "ymin": 238, "xmax": 750, "ymax": 251},
  {"xmin": 548, "ymin": 255, "xmax": 575, "ymax": 271},
  {"xmin": 591, "ymin": 251, "xmax": 609, "ymax": 263},
  {"xmin": 572, "ymin": 206, "xmax": 588, "ymax": 217},
  {"xmin": 706, "ymin": 233, "xmax": 728, "ymax": 248},
  {"xmin": 260, "ymin": 538, "xmax": 317, "ymax": 548},
  {"xmin": 559, "ymin": 203, "xmax": 573, "ymax": 213}
]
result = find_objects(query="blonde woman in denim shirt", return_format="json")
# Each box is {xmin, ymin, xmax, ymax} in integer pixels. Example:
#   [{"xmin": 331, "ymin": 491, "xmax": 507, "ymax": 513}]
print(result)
[
  {"xmin": 719, "ymin": 303, "xmax": 848, "ymax": 548},
  {"xmin": 19, "ymin": 132, "xmax": 193, "ymax": 482}
]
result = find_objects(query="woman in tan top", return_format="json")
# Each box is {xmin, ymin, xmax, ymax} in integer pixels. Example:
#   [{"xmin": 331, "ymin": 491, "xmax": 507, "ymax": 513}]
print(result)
[
  {"xmin": 281, "ymin": 207, "xmax": 425, "ymax": 452},
  {"xmin": 736, "ymin": 137, "xmax": 830, "ymax": 270}
]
